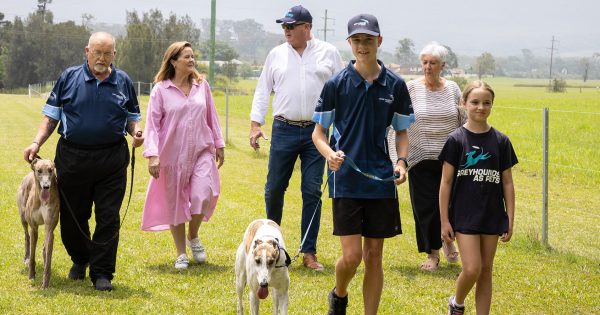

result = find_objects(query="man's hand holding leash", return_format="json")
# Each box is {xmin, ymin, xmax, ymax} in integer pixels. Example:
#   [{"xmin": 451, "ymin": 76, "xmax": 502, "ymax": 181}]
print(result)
[
  {"xmin": 131, "ymin": 130, "xmax": 144, "ymax": 148},
  {"xmin": 393, "ymin": 160, "xmax": 407, "ymax": 185},
  {"xmin": 24, "ymin": 142, "xmax": 41, "ymax": 163},
  {"xmin": 327, "ymin": 151, "xmax": 345, "ymax": 172},
  {"xmin": 249, "ymin": 121, "xmax": 268, "ymax": 151}
]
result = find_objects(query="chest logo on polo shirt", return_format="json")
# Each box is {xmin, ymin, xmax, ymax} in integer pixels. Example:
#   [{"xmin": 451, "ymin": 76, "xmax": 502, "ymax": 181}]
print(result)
[
  {"xmin": 378, "ymin": 94, "xmax": 394, "ymax": 104},
  {"xmin": 112, "ymin": 92, "xmax": 126, "ymax": 102}
]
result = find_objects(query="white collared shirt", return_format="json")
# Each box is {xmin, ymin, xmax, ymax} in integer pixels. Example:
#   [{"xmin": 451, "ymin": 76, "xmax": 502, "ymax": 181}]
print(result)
[{"xmin": 250, "ymin": 37, "xmax": 344, "ymax": 124}]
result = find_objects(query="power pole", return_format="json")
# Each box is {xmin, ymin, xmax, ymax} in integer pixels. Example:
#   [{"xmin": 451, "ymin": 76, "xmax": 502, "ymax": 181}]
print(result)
[
  {"xmin": 209, "ymin": 0, "xmax": 216, "ymax": 87},
  {"xmin": 37, "ymin": 0, "xmax": 52, "ymax": 22},
  {"xmin": 548, "ymin": 36, "xmax": 558, "ymax": 86},
  {"xmin": 318, "ymin": 10, "xmax": 335, "ymax": 42}
]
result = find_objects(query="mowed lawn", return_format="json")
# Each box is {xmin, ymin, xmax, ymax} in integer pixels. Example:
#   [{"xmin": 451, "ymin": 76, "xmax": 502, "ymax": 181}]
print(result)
[{"xmin": 0, "ymin": 78, "xmax": 598, "ymax": 314}]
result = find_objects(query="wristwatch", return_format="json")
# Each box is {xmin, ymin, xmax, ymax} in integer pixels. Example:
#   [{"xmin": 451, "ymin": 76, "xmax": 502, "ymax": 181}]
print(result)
[{"xmin": 396, "ymin": 157, "xmax": 408, "ymax": 168}]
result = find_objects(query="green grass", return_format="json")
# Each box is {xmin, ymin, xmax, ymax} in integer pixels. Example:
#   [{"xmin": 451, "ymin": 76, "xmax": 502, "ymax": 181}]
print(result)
[{"xmin": 0, "ymin": 78, "xmax": 599, "ymax": 314}]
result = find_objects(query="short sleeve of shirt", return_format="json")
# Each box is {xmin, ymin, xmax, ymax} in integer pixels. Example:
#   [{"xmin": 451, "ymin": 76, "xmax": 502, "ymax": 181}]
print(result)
[
  {"xmin": 42, "ymin": 72, "xmax": 67, "ymax": 120},
  {"xmin": 121, "ymin": 72, "xmax": 141, "ymax": 121},
  {"xmin": 312, "ymin": 79, "xmax": 337, "ymax": 128},
  {"xmin": 499, "ymin": 134, "xmax": 518, "ymax": 171},
  {"xmin": 439, "ymin": 133, "xmax": 461, "ymax": 167},
  {"xmin": 391, "ymin": 80, "xmax": 414, "ymax": 131}
]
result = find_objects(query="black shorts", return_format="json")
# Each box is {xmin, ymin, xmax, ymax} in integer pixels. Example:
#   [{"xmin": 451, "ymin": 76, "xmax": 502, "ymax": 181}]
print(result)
[{"xmin": 332, "ymin": 198, "xmax": 402, "ymax": 238}]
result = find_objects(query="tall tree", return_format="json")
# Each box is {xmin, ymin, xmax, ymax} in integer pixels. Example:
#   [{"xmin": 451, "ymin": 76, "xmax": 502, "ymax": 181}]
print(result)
[
  {"xmin": 443, "ymin": 45, "xmax": 458, "ymax": 69},
  {"xmin": 580, "ymin": 58, "xmax": 590, "ymax": 82},
  {"xmin": 198, "ymin": 40, "xmax": 240, "ymax": 81},
  {"xmin": 475, "ymin": 52, "xmax": 496, "ymax": 79},
  {"xmin": 117, "ymin": 10, "xmax": 201, "ymax": 82},
  {"xmin": 0, "ymin": 12, "xmax": 10, "ymax": 88},
  {"xmin": 521, "ymin": 48, "xmax": 535, "ymax": 73},
  {"xmin": 395, "ymin": 38, "xmax": 416, "ymax": 67},
  {"xmin": 117, "ymin": 11, "xmax": 160, "ymax": 82},
  {"xmin": 5, "ymin": 18, "xmax": 36, "ymax": 88}
]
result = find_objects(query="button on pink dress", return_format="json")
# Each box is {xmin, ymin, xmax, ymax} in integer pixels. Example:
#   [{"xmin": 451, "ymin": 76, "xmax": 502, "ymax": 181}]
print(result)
[{"xmin": 141, "ymin": 79, "xmax": 224, "ymax": 231}]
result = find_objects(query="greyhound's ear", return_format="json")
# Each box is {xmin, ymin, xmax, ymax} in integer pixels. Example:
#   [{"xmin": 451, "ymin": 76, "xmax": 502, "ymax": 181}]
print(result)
[{"xmin": 30, "ymin": 158, "xmax": 39, "ymax": 170}]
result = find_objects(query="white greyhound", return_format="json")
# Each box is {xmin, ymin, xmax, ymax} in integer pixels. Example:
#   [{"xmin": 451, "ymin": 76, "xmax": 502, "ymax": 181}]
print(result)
[{"xmin": 235, "ymin": 219, "xmax": 290, "ymax": 315}]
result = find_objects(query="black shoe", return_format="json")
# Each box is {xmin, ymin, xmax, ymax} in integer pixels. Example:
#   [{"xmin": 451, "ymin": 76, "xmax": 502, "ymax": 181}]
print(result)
[
  {"xmin": 68, "ymin": 263, "xmax": 87, "ymax": 280},
  {"xmin": 327, "ymin": 287, "xmax": 348, "ymax": 315},
  {"xmin": 94, "ymin": 278, "xmax": 113, "ymax": 291}
]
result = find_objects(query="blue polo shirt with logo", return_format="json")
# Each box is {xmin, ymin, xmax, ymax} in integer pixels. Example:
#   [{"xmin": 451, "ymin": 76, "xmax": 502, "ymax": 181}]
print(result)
[
  {"xmin": 312, "ymin": 60, "xmax": 414, "ymax": 199},
  {"xmin": 42, "ymin": 63, "xmax": 141, "ymax": 146}
]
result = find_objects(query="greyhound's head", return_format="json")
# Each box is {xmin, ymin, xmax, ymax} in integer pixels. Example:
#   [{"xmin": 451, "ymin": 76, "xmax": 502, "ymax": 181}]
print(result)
[
  {"xmin": 252, "ymin": 237, "xmax": 281, "ymax": 288},
  {"xmin": 30, "ymin": 158, "xmax": 56, "ymax": 202}
]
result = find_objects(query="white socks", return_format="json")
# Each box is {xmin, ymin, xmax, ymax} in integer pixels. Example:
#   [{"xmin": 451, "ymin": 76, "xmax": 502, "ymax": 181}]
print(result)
[{"xmin": 452, "ymin": 296, "xmax": 465, "ymax": 307}]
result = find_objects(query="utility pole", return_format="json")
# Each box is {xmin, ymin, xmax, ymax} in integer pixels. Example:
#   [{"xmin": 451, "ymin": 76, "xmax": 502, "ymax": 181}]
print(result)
[
  {"xmin": 548, "ymin": 36, "xmax": 558, "ymax": 86},
  {"xmin": 37, "ymin": 0, "xmax": 52, "ymax": 22},
  {"xmin": 209, "ymin": 0, "xmax": 216, "ymax": 87},
  {"xmin": 318, "ymin": 10, "xmax": 335, "ymax": 42}
]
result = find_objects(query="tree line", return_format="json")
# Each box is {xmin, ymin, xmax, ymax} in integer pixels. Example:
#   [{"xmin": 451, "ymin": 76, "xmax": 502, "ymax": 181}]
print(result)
[
  {"xmin": 1, "ymin": 3, "xmax": 598, "ymax": 90},
  {"xmin": 393, "ymin": 38, "xmax": 600, "ymax": 81},
  {"xmin": 0, "ymin": 5, "xmax": 281, "ymax": 89}
]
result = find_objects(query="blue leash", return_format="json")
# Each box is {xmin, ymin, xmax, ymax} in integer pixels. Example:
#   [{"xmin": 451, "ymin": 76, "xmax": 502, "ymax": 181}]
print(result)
[{"xmin": 343, "ymin": 155, "xmax": 400, "ymax": 182}]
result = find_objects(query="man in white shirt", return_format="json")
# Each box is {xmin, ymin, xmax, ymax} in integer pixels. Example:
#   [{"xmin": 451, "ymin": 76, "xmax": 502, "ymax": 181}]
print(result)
[{"xmin": 249, "ymin": 5, "xmax": 343, "ymax": 271}]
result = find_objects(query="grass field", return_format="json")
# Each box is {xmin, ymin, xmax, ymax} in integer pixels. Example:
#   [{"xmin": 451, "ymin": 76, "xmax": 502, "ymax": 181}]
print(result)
[{"xmin": 0, "ymin": 77, "xmax": 598, "ymax": 314}]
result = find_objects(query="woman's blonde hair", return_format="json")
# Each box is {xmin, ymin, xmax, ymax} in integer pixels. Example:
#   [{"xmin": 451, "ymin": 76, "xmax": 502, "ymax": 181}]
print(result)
[
  {"xmin": 461, "ymin": 80, "xmax": 495, "ymax": 104},
  {"xmin": 154, "ymin": 41, "xmax": 203, "ymax": 84}
]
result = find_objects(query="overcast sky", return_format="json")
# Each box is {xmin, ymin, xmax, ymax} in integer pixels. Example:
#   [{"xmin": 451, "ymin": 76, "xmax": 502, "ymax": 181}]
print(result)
[{"xmin": 2, "ymin": 0, "xmax": 598, "ymax": 57}]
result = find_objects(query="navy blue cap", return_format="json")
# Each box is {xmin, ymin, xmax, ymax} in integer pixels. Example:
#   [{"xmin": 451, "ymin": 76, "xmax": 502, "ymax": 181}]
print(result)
[
  {"xmin": 276, "ymin": 5, "xmax": 312, "ymax": 24},
  {"xmin": 347, "ymin": 14, "xmax": 380, "ymax": 38}
]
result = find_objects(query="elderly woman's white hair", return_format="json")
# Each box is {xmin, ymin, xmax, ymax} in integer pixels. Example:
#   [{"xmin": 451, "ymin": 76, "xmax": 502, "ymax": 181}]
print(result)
[{"xmin": 419, "ymin": 41, "xmax": 448, "ymax": 63}]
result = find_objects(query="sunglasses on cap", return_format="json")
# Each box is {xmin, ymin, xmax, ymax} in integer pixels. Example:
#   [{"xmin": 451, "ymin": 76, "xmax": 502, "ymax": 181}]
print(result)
[{"xmin": 281, "ymin": 23, "xmax": 306, "ymax": 30}]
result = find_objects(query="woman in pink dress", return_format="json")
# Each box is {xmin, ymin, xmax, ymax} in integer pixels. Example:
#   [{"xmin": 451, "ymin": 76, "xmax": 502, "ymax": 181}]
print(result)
[{"xmin": 141, "ymin": 41, "xmax": 225, "ymax": 270}]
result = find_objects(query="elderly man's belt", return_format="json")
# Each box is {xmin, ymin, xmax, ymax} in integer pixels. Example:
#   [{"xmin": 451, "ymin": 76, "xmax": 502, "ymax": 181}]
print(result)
[{"xmin": 274, "ymin": 115, "xmax": 315, "ymax": 128}]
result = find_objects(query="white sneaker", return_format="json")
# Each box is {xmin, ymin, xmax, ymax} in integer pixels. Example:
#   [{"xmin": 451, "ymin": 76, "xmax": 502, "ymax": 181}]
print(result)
[
  {"xmin": 174, "ymin": 254, "xmax": 189, "ymax": 270},
  {"xmin": 186, "ymin": 237, "xmax": 207, "ymax": 263}
]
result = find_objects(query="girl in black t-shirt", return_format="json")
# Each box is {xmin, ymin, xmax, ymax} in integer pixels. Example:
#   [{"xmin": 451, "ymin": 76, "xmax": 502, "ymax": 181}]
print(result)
[{"xmin": 439, "ymin": 80, "xmax": 517, "ymax": 315}]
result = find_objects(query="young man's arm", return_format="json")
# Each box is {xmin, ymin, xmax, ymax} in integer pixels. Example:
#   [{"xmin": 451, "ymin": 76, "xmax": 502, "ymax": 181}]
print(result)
[
  {"xmin": 500, "ymin": 168, "xmax": 515, "ymax": 242},
  {"xmin": 439, "ymin": 161, "xmax": 456, "ymax": 243},
  {"xmin": 312, "ymin": 124, "xmax": 344, "ymax": 171}
]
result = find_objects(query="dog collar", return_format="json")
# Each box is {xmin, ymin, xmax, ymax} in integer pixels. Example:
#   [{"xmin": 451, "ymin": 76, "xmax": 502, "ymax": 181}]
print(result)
[{"xmin": 275, "ymin": 245, "xmax": 292, "ymax": 268}]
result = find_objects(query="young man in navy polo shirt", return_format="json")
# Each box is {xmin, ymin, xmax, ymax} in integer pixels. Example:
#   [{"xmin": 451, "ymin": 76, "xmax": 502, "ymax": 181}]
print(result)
[
  {"xmin": 23, "ymin": 32, "xmax": 143, "ymax": 291},
  {"xmin": 312, "ymin": 14, "xmax": 414, "ymax": 314}
]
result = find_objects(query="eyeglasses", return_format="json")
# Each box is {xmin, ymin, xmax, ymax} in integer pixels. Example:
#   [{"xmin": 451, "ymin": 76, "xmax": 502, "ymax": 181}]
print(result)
[
  {"xmin": 281, "ymin": 23, "xmax": 306, "ymax": 30},
  {"xmin": 91, "ymin": 50, "xmax": 114, "ymax": 58}
]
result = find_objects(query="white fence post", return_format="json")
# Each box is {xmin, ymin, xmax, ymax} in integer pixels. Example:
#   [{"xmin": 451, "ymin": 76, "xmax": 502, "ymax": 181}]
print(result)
[{"xmin": 225, "ymin": 87, "xmax": 229, "ymax": 144}]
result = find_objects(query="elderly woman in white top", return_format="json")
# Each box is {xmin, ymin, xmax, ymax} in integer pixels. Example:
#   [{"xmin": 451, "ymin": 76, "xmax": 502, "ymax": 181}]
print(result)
[{"xmin": 406, "ymin": 42, "xmax": 464, "ymax": 271}]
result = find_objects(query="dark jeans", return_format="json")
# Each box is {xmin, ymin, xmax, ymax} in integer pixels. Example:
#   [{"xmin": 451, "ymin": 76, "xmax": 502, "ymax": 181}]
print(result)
[
  {"xmin": 55, "ymin": 137, "xmax": 129, "ymax": 282},
  {"xmin": 265, "ymin": 119, "xmax": 325, "ymax": 253}
]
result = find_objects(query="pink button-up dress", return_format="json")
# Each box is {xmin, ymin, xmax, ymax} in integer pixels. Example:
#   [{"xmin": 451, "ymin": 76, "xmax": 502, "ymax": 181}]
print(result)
[{"xmin": 141, "ymin": 79, "xmax": 224, "ymax": 231}]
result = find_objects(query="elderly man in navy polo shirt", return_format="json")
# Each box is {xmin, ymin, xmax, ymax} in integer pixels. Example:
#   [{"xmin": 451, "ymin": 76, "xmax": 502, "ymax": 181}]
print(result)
[{"xmin": 23, "ymin": 32, "xmax": 143, "ymax": 291}]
